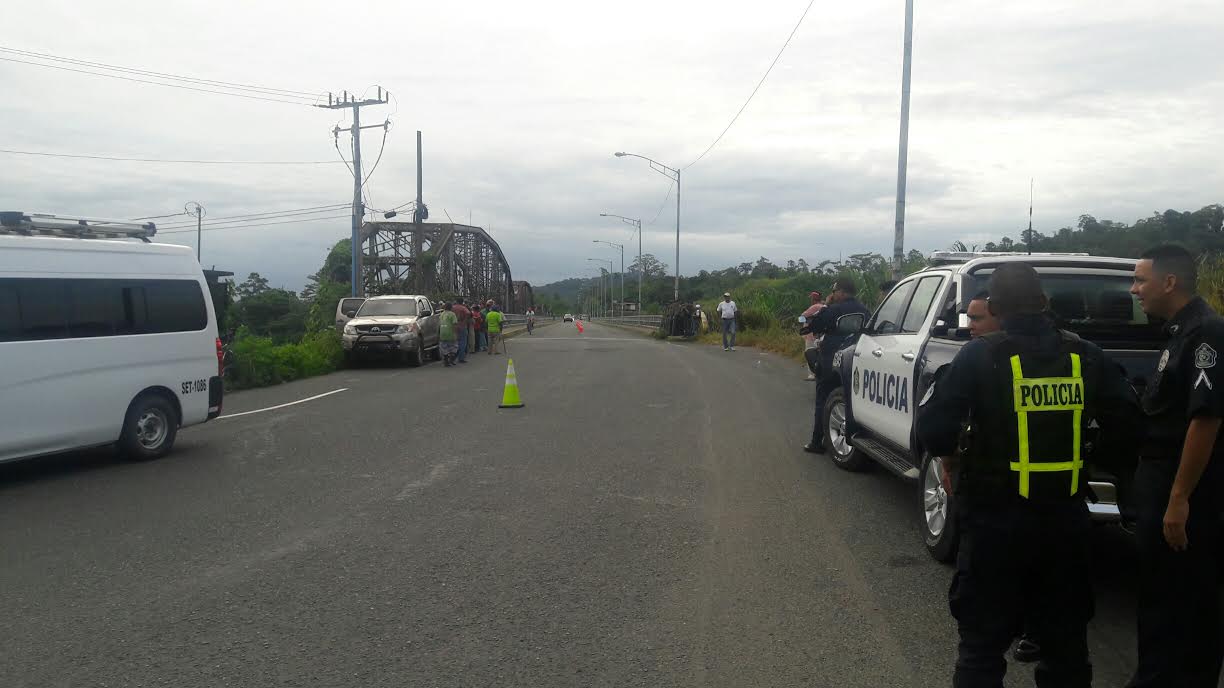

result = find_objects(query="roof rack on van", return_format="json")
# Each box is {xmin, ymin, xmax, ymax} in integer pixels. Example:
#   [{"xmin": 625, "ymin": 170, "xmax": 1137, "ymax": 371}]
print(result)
[
  {"xmin": 0, "ymin": 212, "xmax": 157, "ymax": 242},
  {"xmin": 927, "ymin": 250, "xmax": 1090, "ymax": 266}
]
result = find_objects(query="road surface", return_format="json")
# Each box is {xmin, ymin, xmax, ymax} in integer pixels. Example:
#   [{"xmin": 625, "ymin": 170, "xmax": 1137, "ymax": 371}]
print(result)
[{"xmin": 1, "ymin": 322, "xmax": 1149, "ymax": 687}]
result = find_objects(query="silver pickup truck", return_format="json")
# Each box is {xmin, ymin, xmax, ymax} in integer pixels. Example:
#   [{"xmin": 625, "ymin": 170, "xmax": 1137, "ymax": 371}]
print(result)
[{"xmin": 341, "ymin": 295, "xmax": 441, "ymax": 367}]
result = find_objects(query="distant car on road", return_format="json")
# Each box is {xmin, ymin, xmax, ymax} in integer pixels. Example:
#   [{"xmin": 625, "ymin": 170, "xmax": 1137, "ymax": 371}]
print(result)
[
  {"xmin": 563, "ymin": 314, "xmax": 574, "ymax": 322},
  {"xmin": 335, "ymin": 297, "xmax": 366, "ymax": 333},
  {"xmin": 342, "ymin": 295, "xmax": 440, "ymax": 366},
  {"xmin": 0, "ymin": 212, "xmax": 224, "ymax": 464}
]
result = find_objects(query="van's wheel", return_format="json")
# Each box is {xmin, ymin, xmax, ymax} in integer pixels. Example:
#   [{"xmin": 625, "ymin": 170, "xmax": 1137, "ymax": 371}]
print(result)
[
  {"xmin": 407, "ymin": 340, "xmax": 425, "ymax": 367},
  {"xmin": 920, "ymin": 452, "xmax": 958, "ymax": 562},
  {"xmin": 825, "ymin": 388, "xmax": 872, "ymax": 471},
  {"xmin": 119, "ymin": 393, "xmax": 178, "ymax": 461}
]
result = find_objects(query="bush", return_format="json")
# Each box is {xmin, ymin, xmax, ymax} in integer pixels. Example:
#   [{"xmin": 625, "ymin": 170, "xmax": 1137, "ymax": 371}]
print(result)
[{"xmin": 226, "ymin": 328, "xmax": 344, "ymax": 390}]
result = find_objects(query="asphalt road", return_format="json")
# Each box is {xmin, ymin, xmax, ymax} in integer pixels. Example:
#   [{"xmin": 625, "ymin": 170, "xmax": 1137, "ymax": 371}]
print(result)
[{"xmin": 1, "ymin": 322, "xmax": 1152, "ymax": 687}]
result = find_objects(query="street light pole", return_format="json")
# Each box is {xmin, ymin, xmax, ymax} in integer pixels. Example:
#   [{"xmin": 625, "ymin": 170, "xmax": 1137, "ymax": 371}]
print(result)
[
  {"xmin": 614, "ymin": 152, "xmax": 680, "ymax": 301},
  {"xmin": 592, "ymin": 239, "xmax": 624, "ymax": 317},
  {"xmin": 893, "ymin": 0, "xmax": 915, "ymax": 279},
  {"xmin": 600, "ymin": 213, "xmax": 642, "ymax": 315},
  {"xmin": 587, "ymin": 257, "xmax": 613, "ymax": 317}
]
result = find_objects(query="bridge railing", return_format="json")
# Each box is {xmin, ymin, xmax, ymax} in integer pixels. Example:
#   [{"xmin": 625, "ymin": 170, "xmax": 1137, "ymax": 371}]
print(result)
[{"xmin": 589, "ymin": 315, "xmax": 663, "ymax": 328}]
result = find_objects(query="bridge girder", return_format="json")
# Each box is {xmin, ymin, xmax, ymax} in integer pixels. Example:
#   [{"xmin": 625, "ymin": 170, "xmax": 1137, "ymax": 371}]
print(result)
[{"xmin": 359, "ymin": 221, "xmax": 518, "ymax": 307}]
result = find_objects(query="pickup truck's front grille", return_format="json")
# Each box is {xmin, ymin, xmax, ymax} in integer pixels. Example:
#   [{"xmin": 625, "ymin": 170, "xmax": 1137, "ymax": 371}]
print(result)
[{"xmin": 355, "ymin": 325, "xmax": 398, "ymax": 334}]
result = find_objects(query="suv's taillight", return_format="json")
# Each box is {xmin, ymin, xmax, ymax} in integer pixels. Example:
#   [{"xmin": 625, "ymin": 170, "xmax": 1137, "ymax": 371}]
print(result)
[{"xmin": 216, "ymin": 338, "xmax": 224, "ymax": 376}]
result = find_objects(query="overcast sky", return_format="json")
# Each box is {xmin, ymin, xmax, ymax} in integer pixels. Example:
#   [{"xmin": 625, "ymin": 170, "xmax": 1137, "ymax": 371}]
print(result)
[{"xmin": 3, "ymin": 0, "xmax": 1221, "ymax": 290}]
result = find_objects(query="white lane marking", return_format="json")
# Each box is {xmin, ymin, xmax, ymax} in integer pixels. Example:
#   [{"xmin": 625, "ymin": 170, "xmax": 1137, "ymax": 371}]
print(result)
[{"xmin": 219, "ymin": 388, "xmax": 349, "ymax": 419}]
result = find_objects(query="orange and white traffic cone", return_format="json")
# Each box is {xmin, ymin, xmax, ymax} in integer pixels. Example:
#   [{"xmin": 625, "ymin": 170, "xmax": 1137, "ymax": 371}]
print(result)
[{"xmin": 576, "ymin": 321, "xmax": 584, "ymax": 334}]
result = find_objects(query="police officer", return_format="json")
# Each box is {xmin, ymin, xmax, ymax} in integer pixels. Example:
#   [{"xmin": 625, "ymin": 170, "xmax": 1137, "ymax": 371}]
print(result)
[
  {"xmin": 917, "ymin": 262, "xmax": 1139, "ymax": 687},
  {"xmin": 802, "ymin": 278, "xmax": 869, "ymax": 453},
  {"xmin": 1128, "ymin": 244, "xmax": 1224, "ymax": 688}
]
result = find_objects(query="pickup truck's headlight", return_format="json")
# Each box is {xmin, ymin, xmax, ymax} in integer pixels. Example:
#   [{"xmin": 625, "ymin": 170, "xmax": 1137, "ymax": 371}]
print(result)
[
  {"xmin": 343, "ymin": 323, "xmax": 357, "ymax": 335},
  {"xmin": 397, "ymin": 323, "xmax": 417, "ymax": 334}
]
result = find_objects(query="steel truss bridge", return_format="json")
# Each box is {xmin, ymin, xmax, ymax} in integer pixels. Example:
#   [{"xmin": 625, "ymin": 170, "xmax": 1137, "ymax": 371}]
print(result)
[{"xmin": 359, "ymin": 221, "xmax": 531, "ymax": 310}]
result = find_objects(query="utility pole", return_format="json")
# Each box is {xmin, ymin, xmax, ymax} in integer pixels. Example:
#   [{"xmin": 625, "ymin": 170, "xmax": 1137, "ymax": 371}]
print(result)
[
  {"xmin": 316, "ymin": 88, "xmax": 390, "ymax": 297},
  {"xmin": 185, "ymin": 201, "xmax": 205, "ymax": 262},
  {"xmin": 1027, "ymin": 178, "xmax": 1034, "ymax": 255},
  {"xmin": 892, "ymin": 0, "xmax": 914, "ymax": 279}
]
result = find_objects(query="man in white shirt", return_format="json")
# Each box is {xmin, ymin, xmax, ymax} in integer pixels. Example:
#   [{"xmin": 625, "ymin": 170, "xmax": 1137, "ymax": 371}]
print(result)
[{"xmin": 716, "ymin": 292, "xmax": 738, "ymax": 351}]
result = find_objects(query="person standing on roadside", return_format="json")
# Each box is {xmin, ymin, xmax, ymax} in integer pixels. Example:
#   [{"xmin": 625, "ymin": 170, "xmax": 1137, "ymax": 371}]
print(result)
[
  {"xmin": 1128, "ymin": 244, "xmax": 1224, "ymax": 688},
  {"xmin": 453, "ymin": 299, "xmax": 472, "ymax": 364},
  {"xmin": 438, "ymin": 302, "xmax": 459, "ymax": 367},
  {"xmin": 802, "ymin": 279, "xmax": 869, "ymax": 453},
  {"xmin": 717, "ymin": 292, "xmax": 738, "ymax": 351},
  {"xmin": 801, "ymin": 291, "xmax": 826, "ymax": 381},
  {"xmin": 917, "ymin": 262, "xmax": 1139, "ymax": 688},
  {"xmin": 485, "ymin": 301, "xmax": 505, "ymax": 355},
  {"xmin": 471, "ymin": 304, "xmax": 485, "ymax": 352}
]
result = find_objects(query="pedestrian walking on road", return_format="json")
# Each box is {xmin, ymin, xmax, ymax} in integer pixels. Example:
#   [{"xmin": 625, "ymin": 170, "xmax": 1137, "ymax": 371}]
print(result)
[
  {"xmin": 453, "ymin": 299, "xmax": 472, "ymax": 364},
  {"xmin": 717, "ymin": 292, "xmax": 738, "ymax": 350},
  {"xmin": 1128, "ymin": 245, "xmax": 1224, "ymax": 688},
  {"xmin": 917, "ymin": 262, "xmax": 1140, "ymax": 688},
  {"xmin": 801, "ymin": 291, "xmax": 825, "ymax": 381},
  {"xmin": 802, "ymin": 280, "xmax": 869, "ymax": 453},
  {"xmin": 438, "ymin": 302, "xmax": 459, "ymax": 367},
  {"xmin": 485, "ymin": 303, "xmax": 505, "ymax": 355}
]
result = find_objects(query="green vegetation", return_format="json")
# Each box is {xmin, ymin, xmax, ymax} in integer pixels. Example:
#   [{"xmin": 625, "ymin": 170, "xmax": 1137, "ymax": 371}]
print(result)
[
  {"xmin": 542, "ymin": 203, "xmax": 1223, "ymax": 359},
  {"xmin": 221, "ymin": 239, "xmax": 353, "ymax": 390}
]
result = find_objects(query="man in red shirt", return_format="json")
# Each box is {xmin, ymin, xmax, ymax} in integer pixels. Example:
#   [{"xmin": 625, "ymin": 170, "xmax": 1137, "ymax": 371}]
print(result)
[{"xmin": 471, "ymin": 304, "xmax": 485, "ymax": 352}]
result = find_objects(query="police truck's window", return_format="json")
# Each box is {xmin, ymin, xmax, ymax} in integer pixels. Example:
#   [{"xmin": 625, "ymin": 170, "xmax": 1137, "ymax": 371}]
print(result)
[
  {"xmin": 965, "ymin": 272, "xmax": 1158, "ymax": 343},
  {"xmin": 356, "ymin": 299, "xmax": 418, "ymax": 317},
  {"xmin": 901, "ymin": 276, "xmax": 945, "ymax": 333},
  {"xmin": 871, "ymin": 280, "xmax": 916, "ymax": 335}
]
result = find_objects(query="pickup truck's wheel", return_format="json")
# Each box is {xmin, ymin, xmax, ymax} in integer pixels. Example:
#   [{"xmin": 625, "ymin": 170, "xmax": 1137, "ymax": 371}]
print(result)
[
  {"xmin": 407, "ymin": 339, "xmax": 425, "ymax": 367},
  {"xmin": 119, "ymin": 393, "xmax": 178, "ymax": 461},
  {"xmin": 825, "ymin": 388, "xmax": 872, "ymax": 471},
  {"xmin": 920, "ymin": 452, "xmax": 958, "ymax": 562}
]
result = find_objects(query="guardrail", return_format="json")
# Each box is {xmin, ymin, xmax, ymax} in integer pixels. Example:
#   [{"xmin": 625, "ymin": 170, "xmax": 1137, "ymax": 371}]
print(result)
[{"xmin": 589, "ymin": 315, "xmax": 663, "ymax": 328}]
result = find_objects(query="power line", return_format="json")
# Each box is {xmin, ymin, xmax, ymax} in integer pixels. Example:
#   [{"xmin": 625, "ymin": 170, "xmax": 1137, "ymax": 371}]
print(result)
[
  {"xmin": 0, "ymin": 148, "xmax": 344, "ymax": 165},
  {"xmin": 0, "ymin": 45, "xmax": 319, "ymax": 98},
  {"xmin": 158, "ymin": 213, "xmax": 351, "ymax": 235},
  {"xmin": 683, "ymin": 0, "xmax": 816, "ymax": 169},
  {"xmin": 647, "ymin": 181, "xmax": 676, "ymax": 225},
  {"xmin": 157, "ymin": 204, "xmax": 349, "ymax": 229},
  {"xmin": 0, "ymin": 56, "xmax": 314, "ymax": 105}
]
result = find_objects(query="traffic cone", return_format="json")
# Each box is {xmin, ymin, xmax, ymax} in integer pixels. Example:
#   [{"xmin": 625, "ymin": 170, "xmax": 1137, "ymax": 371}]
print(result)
[
  {"xmin": 498, "ymin": 358, "xmax": 525, "ymax": 408},
  {"xmin": 576, "ymin": 321, "xmax": 584, "ymax": 334}
]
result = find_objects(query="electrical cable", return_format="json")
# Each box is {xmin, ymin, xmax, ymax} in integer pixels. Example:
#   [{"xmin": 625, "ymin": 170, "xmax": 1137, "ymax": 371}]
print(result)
[
  {"xmin": 683, "ymin": 0, "xmax": 816, "ymax": 169},
  {"xmin": 156, "ymin": 204, "xmax": 349, "ymax": 229},
  {"xmin": 0, "ymin": 148, "xmax": 343, "ymax": 165},
  {"xmin": 361, "ymin": 122, "xmax": 390, "ymax": 187},
  {"xmin": 0, "ymin": 45, "xmax": 320, "ymax": 98},
  {"xmin": 647, "ymin": 181, "xmax": 676, "ymax": 225},
  {"xmin": 0, "ymin": 56, "xmax": 313, "ymax": 105},
  {"xmin": 155, "ymin": 213, "xmax": 350, "ymax": 233}
]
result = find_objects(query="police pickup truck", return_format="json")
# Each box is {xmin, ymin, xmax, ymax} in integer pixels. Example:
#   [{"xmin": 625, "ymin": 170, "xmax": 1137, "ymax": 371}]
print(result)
[{"xmin": 818, "ymin": 252, "xmax": 1162, "ymax": 561}]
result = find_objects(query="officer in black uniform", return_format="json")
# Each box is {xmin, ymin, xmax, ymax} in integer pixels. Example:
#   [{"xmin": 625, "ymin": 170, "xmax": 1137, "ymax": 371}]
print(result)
[
  {"xmin": 802, "ymin": 278, "xmax": 869, "ymax": 453},
  {"xmin": 917, "ymin": 262, "xmax": 1139, "ymax": 687},
  {"xmin": 1127, "ymin": 244, "xmax": 1224, "ymax": 688}
]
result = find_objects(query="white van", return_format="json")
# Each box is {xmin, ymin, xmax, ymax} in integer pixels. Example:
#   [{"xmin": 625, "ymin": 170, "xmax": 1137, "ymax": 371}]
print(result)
[{"xmin": 0, "ymin": 213, "xmax": 223, "ymax": 463}]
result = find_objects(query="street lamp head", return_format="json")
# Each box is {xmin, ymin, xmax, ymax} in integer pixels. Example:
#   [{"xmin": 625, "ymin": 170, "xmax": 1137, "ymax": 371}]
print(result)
[
  {"xmin": 614, "ymin": 152, "xmax": 626, "ymax": 157},
  {"xmin": 599, "ymin": 213, "xmax": 608, "ymax": 217}
]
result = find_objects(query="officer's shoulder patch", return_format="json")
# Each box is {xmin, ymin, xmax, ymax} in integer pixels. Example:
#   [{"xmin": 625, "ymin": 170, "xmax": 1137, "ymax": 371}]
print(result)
[
  {"xmin": 1158, "ymin": 349, "xmax": 1170, "ymax": 372},
  {"xmin": 1196, "ymin": 343, "xmax": 1217, "ymax": 369},
  {"xmin": 919, "ymin": 383, "xmax": 935, "ymax": 407}
]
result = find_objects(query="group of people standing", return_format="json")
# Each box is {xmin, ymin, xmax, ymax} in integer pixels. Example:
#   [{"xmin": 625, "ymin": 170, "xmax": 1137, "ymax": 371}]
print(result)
[
  {"xmin": 798, "ymin": 246, "xmax": 1223, "ymax": 687},
  {"xmin": 436, "ymin": 298, "xmax": 507, "ymax": 367}
]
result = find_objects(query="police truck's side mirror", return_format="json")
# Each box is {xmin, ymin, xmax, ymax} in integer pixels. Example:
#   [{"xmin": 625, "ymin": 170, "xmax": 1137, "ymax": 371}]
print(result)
[{"xmin": 835, "ymin": 313, "xmax": 865, "ymax": 336}]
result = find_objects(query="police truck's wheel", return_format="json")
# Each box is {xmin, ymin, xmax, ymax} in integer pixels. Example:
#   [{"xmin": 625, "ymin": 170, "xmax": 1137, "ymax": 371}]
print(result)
[
  {"xmin": 119, "ymin": 394, "xmax": 178, "ymax": 461},
  {"xmin": 920, "ymin": 452, "xmax": 958, "ymax": 562},
  {"xmin": 825, "ymin": 388, "xmax": 872, "ymax": 471},
  {"xmin": 407, "ymin": 340, "xmax": 424, "ymax": 367}
]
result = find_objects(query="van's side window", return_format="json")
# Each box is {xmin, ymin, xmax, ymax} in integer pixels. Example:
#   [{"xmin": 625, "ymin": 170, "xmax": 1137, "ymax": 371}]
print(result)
[{"xmin": 0, "ymin": 278, "xmax": 208, "ymax": 342}]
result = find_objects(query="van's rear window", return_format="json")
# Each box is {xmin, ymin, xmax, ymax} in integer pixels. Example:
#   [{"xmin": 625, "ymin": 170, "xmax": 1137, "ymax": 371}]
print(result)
[{"xmin": 0, "ymin": 278, "xmax": 208, "ymax": 342}]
